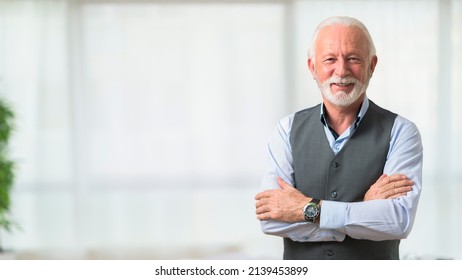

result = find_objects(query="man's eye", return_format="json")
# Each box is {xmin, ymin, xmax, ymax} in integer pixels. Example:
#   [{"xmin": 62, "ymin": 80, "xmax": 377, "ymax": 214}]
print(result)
[
  {"xmin": 349, "ymin": 57, "xmax": 361, "ymax": 63},
  {"xmin": 324, "ymin": 58, "xmax": 336, "ymax": 63}
]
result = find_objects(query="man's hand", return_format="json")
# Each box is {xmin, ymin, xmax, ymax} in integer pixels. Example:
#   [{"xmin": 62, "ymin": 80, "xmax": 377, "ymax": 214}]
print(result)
[
  {"xmin": 255, "ymin": 177, "xmax": 310, "ymax": 222},
  {"xmin": 364, "ymin": 174, "xmax": 413, "ymax": 201}
]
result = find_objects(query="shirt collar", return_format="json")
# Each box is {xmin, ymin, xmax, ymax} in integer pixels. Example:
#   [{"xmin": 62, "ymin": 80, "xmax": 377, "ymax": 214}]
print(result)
[{"xmin": 320, "ymin": 97, "xmax": 370, "ymax": 130}]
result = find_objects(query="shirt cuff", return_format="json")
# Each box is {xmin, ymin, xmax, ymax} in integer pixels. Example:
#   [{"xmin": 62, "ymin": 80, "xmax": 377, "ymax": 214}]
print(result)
[{"xmin": 320, "ymin": 200, "xmax": 347, "ymax": 232}]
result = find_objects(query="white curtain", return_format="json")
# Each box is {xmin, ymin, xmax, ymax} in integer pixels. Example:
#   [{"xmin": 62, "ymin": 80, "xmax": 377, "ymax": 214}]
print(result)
[
  {"xmin": 1, "ymin": 0, "xmax": 287, "ymax": 258},
  {"xmin": 1, "ymin": 0, "xmax": 461, "ymax": 259}
]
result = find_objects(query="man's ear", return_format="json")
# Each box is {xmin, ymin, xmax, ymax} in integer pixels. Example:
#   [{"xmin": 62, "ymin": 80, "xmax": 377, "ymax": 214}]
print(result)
[
  {"xmin": 307, "ymin": 58, "xmax": 316, "ymax": 80},
  {"xmin": 369, "ymin": 55, "xmax": 378, "ymax": 77}
]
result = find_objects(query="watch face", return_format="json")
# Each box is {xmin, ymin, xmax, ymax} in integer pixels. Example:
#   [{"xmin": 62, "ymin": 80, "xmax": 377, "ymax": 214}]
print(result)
[{"xmin": 305, "ymin": 204, "xmax": 319, "ymax": 218}]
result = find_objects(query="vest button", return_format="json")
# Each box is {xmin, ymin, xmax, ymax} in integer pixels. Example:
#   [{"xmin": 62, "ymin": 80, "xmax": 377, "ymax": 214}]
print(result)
[
  {"xmin": 333, "ymin": 162, "xmax": 339, "ymax": 168},
  {"xmin": 331, "ymin": 191, "xmax": 337, "ymax": 198},
  {"xmin": 326, "ymin": 250, "xmax": 334, "ymax": 257}
]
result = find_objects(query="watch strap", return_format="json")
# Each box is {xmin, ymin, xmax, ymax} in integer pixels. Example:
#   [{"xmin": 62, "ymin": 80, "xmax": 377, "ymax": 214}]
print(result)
[{"xmin": 310, "ymin": 198, "xmax": 320, "ymax": 205}]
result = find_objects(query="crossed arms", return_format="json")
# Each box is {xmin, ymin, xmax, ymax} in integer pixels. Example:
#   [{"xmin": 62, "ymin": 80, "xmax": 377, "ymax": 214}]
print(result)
[{"xmin": 255, "ymin": 114, "xmax": 423, "ymax": 242}]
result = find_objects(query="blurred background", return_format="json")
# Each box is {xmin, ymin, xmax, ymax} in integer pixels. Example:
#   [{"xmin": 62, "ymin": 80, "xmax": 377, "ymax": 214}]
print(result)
[{"xmin": 0, "ymin": 0, "xmax": 461, "ymax": 260}]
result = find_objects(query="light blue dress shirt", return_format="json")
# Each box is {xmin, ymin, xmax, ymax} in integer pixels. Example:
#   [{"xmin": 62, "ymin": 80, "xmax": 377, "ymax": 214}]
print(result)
[{"xmin": 260, "ymin": 97, "xmax": 423, "ymax": 242}]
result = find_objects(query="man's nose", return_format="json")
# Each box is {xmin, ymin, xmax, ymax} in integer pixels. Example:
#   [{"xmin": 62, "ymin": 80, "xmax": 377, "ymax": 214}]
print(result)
[{"xmin": 334, "ymin": 58, "xmax": 349, "ymax": 77}]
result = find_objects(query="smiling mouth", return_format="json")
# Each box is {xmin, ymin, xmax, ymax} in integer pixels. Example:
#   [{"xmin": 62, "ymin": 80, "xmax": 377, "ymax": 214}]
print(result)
[{"xmin": 332, "ymin": 83, "xmax": 354, "ymax": 87}]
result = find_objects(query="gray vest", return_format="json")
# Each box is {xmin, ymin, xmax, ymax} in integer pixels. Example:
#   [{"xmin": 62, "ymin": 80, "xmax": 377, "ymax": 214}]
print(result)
[{"xmin": 284, "ymin": 100, "xmax": 399, "ymax": 260}]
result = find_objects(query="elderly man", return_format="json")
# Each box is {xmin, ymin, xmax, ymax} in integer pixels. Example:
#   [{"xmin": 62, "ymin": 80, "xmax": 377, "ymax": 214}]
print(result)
[{"xmin": 255, "ymin": 16, "xmax": 423, "ymax": 260}]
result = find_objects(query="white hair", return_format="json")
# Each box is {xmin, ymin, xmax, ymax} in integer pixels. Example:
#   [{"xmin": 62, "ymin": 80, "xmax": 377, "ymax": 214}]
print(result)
[{"xmin": 308, "ymin": 16, "xmax": 376, "ymax": 61}]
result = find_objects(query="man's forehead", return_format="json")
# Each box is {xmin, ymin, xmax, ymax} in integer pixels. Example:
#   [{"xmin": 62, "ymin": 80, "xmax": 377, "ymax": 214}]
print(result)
[{"xmin": 315, "ymin": 25, "xmax": 369, "ymax": 53}]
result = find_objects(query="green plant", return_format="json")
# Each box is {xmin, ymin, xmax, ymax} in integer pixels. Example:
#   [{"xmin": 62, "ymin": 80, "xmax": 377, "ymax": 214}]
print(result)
[{"xmin": 0, "ymin": 98, "xmax": 14, "ymax": 252}]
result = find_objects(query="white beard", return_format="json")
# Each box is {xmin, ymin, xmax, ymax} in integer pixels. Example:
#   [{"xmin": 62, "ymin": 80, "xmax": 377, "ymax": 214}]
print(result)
[{"xmin": 317, "ymin": 75, "xmax": 369, "ymax": 107}]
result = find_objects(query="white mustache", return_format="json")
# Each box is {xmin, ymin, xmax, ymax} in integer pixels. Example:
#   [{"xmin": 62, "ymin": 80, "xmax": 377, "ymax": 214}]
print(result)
[{"xmin": 325, "ymin": 76, "xmax": 358, "ymax": 85}]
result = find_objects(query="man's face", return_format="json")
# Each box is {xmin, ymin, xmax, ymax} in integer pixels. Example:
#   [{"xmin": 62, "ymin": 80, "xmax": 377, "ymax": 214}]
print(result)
[{"xmin": 308, "ymin": 25, "xmax": 377, "ymax": 107}]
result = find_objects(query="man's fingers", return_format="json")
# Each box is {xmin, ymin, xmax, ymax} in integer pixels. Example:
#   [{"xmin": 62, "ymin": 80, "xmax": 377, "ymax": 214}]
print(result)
[
  {"xmin": 255, "ymin": 177, "xmax": 291, "ymax": 201},
  {"xmin": 386, "ymin": 174, "xmax": 408, "ymax": 183},
  {"xmin": 255, "ymin": 190, "xmax": 275, "ymax": 200},
  {"xmin": 374, "ymin": 174, "xmax": 392, "ymax": 187},
  {"xmin": 255, "ymin": 199, "xmax": 262, "ymax": 208},
  {"xmin": 384, "ymin": 179, "xmax": 414, "ymax": 191},
  {"xmin": 255, "ymin": 205, "xmax": 269, "ymax": 215},
  {"xmin": 256, "ymin": 177, "xmax": 294, "ymax": 201},
  {"xmin": 255, "ymin": 198, "xmax": 270, "ymax": 208},
  {"xmin": 256, "ymin": 204, "xmax": 279, "ymax": 221},
  {"xmin": 256, "ymin": 212, "xmax": 270, "ymax": 221},
  {"xmin": 365, "ymin": 173, "xmax": 415, "ymax": 201},
  {"xmin": 375, "ymin": 174, "xmax": 388, "ymax": 183},
  {"xmin": 379, "ymin": 178, "xmax": 413, "ymax": 199},
  {"xmin": 255, "ymin": 192, "xmax": 264, "ymax": 200},
  {"xmin": 384, "ymin": 185, "xmax": 412, "ymax": 199},
  {"xmin": 376, "ymin": 174, "xmax": 412, "ymax": 189}
]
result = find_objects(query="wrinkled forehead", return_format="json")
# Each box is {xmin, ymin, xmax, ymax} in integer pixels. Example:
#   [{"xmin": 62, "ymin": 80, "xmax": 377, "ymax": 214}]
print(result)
[{"xmin": 315, "ymin": 25, "xmax": 370, "ymax": 56}]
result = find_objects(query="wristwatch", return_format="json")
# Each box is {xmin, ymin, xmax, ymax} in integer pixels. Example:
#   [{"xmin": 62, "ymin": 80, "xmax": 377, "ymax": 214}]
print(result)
[{"xmin": 303, "ymin": 198, "xmax": 321, "ymax": 223}]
